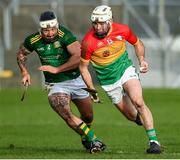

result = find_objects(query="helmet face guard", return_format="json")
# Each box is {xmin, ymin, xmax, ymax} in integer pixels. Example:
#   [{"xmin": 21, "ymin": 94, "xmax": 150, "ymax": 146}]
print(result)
[
  {"xmin": 91, "ymin": 5, "xmax": 112, "ymax": 38},
  {"xmin": 40, "ymin": 19, "xmax": 58, "ymax": 29},
  {"xmin": 39, "ymin": 11, "xmax": 59, "ymax": 42}
]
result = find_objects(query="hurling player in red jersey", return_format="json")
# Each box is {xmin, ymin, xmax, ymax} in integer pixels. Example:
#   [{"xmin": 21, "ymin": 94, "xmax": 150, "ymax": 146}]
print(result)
[{"xmin": 79, "ymin": 5, "xmax": 161, "ymax": 154}]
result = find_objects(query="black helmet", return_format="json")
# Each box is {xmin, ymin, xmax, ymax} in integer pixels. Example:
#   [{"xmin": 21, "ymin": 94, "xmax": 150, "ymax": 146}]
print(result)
[{"xmin": 39, "ymin": 11, "xmax": 58, "ymax": 28}]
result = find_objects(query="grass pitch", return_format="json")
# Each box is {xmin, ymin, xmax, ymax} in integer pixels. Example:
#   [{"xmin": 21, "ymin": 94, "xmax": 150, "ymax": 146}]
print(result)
[{"xmin": 0, "ymin": 87, "xmax": 180, "ymax": 159}]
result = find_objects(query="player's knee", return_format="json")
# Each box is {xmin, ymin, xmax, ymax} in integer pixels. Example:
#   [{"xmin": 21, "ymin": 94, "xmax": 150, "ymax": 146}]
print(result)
[
  {"xmin": 132, "ymin": 98, "xmax": 145, "ymax": 109},
  {"xmin": 48, "ymin": 94, "xmax": 73, "ymax": 119},
  {"xmin": 48, "ymin": 93, "xmax": 69, "ymax": 109}
]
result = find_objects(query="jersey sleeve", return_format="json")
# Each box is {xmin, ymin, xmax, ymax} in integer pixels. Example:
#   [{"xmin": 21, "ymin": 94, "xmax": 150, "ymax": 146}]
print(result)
[
  {"xmin": 126, "ymin": 26, "xmax": 138, "ymax": 45},
  {"xmin": 23, "ymin": 36, "xmax": 34, "ymax": 53},
  {"xmin": 60, "ymin": 26, "xmax": 77, "ymax": 46},
  {"xmin": 80, "ymin": 37, "xmax": 93, "ymax": 63}
]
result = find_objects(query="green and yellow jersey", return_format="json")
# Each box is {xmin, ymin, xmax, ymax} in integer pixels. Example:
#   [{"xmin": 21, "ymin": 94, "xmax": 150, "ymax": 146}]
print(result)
[{"xmin": 23, "ymin": 25, "xmax": 80, "ymax": 83}]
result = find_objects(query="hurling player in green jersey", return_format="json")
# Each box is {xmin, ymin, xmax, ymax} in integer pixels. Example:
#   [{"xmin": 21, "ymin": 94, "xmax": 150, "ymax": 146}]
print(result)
[{"xmin": 17, "ymin": 11, "xmax": 106, "ymax": 153}]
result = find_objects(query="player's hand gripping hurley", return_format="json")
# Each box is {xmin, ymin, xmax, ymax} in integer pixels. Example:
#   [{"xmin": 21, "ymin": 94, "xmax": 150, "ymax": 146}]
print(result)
[{"xmin": 81, "ymin": 88, "xmax": 102, "ymax": 103}]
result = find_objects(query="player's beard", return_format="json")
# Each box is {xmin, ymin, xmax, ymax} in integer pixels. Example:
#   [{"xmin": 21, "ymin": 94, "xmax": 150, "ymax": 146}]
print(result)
[
  {"xmin": 43, "ymin": 34, "xmax": 59, "ymax": 43},
  {"xmin": 94, "ymin": 23, "xmax": 111, "ymax": 39},
  {"xmin": 94, "ymin": 30, "xmax": 109, "ymax": 39},
  {"xmin": 40, "ymin": 30, "xmax": 58, "ymax": 43}
]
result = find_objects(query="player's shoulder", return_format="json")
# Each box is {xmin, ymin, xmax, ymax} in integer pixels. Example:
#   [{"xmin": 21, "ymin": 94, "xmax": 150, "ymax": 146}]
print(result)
[
  {"xmin": 58, "ymin": 25, "xmax": 68, "ymax": 31},
  {"xmin": 83, "ymin": 28, "xmax": 94, "ymax": 41},
  {"xmin": 58, "ymin": 25, "xmax": 73, "ymax": 38},
  {"xmin": 25, "ymin": 32, "xmax": 42, "ymax": 45},
  {"xmin": 113, "ymin": 22, "xmax": 130, "ymax": 30}
]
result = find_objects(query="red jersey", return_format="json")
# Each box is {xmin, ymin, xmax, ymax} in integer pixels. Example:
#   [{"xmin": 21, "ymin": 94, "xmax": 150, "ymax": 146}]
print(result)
[
  {"xmin": 81, "ymin": 22, "xmax": 139, "ymax": 85},
  {"xmin": 81, "ymin": 22, "xmax": 138, "ymax": 66}
]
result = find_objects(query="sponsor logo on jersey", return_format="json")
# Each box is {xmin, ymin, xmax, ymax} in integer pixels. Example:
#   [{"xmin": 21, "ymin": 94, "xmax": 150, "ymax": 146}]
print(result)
[
  {"xmin": 106, "ymin": 38, "xmax": 113, "ymax": 44},
  {"xmin": 37, "ymin": 47, "xmax": 45, "ymax": 51},
  {"xmin": 39, "ymin": 55, "xmax": 61, "ymax": 63},
  {"xmin": 116, "ymin": 35, "xmax": 122, "ymax": 40}
]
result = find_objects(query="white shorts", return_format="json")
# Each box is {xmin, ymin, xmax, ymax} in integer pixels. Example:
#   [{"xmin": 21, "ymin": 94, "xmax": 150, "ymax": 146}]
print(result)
[
  {"xmin": 102, "ymin": 66, "xmax": 139, "ymax": 104},
  {"xmin": 46, "ymin": 76, "xmax": 89, "ymax": 100}
]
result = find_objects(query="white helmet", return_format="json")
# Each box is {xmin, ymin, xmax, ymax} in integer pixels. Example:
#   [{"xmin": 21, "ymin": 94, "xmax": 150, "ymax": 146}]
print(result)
[
  {"xmin": 39, "ymin": 11, "xmax": 58, "ymax": 29},
  {"xmin": 91, "ymin": 5, "xmax": 112, "ymax": 22}
]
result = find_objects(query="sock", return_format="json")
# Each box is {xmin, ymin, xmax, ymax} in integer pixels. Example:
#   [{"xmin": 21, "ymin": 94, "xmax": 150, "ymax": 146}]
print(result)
[
  {"xmin": 86, "ymin": 123, "xmax": 91, "ymax": 128},
  {"xmin": 79, "ymin": 122, "xmax": 97, "ymax": 142},
  {"xmin": 80, "ymin": 116, "xmax": 92, "ymax": 128},
  {"xmin": 146, "ymin": 129, "xmax": 158, "ymax": 141}
]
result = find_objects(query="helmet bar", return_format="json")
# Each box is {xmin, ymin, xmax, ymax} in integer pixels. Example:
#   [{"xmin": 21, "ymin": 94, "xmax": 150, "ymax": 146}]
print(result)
[{"xmin": 40, "ymin": 19, "xmax": 58, "ymax": 29}]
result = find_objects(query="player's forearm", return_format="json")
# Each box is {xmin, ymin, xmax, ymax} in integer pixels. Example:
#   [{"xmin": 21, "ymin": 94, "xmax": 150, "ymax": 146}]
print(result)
[
  {"xmin": 17, "ymin": 52, "xmax": 29, "ymax": 76},
  {"xmin": 56, "ymin": 54, "xmax": 80, "ymax": 72},
  {"xmin": 56, "ymin": 41, "xmax": 81, "ymax": 73},
  {"xmin": 79, "ymin": 64, "xmax": 95, "ymax": 89},
  {"xmin": 81, "ymin": 72, "xmax": 95, "ymax": 89},
  {"xmin": 134, "ymin": 39, "xmax": 145, "ymax": 64}
]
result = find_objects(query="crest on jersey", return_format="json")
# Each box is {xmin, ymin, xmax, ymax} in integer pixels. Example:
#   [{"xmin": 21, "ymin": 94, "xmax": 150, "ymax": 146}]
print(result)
[
  {"xmin": 103, "ymin": 50, "xmax": 110, "ymax": 57},
  {"xmin": 54, "ymin": 41, "xmax": 61, "ymax": 48}
]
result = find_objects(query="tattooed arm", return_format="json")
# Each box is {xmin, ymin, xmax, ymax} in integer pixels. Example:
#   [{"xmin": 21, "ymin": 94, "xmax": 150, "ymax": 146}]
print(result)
[{"xmin": 17, "ymin": 44, "xmax": 31, "ymax": 85}]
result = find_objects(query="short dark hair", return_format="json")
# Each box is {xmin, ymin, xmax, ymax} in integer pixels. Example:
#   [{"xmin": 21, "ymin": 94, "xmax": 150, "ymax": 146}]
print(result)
[{"xmin": 39, "ymin": 11, "xmax": 56, "ymax": 21}]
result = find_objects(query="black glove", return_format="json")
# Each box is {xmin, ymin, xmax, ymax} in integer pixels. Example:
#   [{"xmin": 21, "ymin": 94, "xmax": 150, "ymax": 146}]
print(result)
[{"xmin": 81, "ymin": 88, "xmax": 102, "ymax": 103}]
